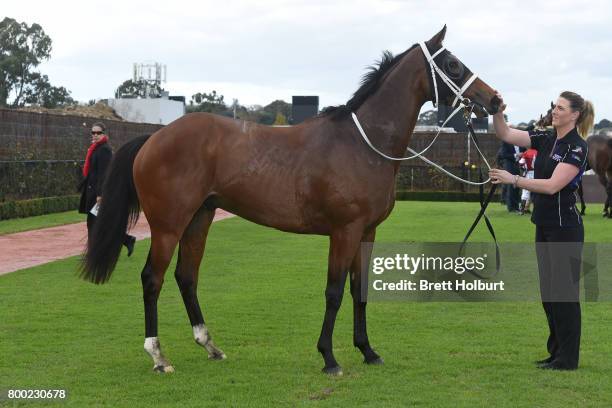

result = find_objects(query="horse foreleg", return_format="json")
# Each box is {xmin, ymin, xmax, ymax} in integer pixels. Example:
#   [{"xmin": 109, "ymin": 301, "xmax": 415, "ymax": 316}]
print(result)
[
  {"xmin": 142, "ymin": 232, "xmax": 179, "ymax": 373},
  {"xmin": 174, "ymin": 208, "xmax": 226, "ymax": 360},
  {"xmin": 317, "ymin": 223, "xmax": 364, "ymax": 376},
  {"xmin": 349, "ymin": 228, "xmax": 383, "ymax": 365}
]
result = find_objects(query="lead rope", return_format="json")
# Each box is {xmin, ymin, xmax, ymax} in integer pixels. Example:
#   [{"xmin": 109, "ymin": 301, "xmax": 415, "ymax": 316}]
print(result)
[
  {"xmin": 352, "ymin": 107, "xmax": 492, "ymax": 186},
  {"xmin": 460, "ymin": 118, "xmax": 501, "ymax": 279}
]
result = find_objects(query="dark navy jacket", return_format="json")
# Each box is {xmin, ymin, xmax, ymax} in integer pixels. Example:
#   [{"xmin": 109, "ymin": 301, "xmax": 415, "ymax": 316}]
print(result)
[{"xmin": 528, "ymin": 128, "xmax": 588, "ymax": 227}]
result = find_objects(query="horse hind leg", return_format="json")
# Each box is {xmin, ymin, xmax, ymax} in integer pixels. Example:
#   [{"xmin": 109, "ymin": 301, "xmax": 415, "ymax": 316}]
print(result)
[
  {"xmin": 175, "ymin": 207, "xmax": 226, "ymax": 360},
  {"xmin": 142, "ymin": 231, "xmax": 180, "ymax": 373}
]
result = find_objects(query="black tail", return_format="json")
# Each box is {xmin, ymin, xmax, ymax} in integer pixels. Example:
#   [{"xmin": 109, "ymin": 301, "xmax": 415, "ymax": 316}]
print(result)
[{"xmin": 80, "ymin": 135, "xmax": 151, "ymax": 284}]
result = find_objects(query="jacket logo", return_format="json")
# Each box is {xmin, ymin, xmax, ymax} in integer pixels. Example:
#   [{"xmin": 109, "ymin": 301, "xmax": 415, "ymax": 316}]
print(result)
[
  {"xmin": 551, "ymin": 154, "xmax": 562, "ymax": 161},
  {"xmin": 571, "ymin": 146, "xmax": 583, "ymax": 153}
]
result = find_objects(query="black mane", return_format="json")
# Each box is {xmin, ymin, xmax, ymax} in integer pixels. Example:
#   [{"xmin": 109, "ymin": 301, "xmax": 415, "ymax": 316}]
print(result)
[{"xmin": 320, "ymin": 44, "xmax": 418, "ymax": 119}]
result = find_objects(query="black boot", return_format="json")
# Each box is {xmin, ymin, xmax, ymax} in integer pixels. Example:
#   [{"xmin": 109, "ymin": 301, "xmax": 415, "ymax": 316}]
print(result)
[{"xmin": 124, "ymin": 234, "xmax": 136, "ymax": 257}]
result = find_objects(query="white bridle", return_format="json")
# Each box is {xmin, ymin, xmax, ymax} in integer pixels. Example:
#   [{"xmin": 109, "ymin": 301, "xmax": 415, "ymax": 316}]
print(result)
[
  {"xmin": 351, "ymin": 42, "xmax": 491, "ymax": 186},
  {"xmin": 419, "ymin": 41, "xmax": 479, "ymax": 109}
]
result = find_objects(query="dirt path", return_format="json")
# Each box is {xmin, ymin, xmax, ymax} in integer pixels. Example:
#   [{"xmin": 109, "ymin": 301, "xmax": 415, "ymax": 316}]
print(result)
[{"xmin": 0, "ymin": 210, "xmax": 234, "ymax": 276}]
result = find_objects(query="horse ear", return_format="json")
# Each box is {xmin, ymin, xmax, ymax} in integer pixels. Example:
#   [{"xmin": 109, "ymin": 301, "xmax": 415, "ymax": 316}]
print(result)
[
  {"xmin": 427, "ymin": 25, "xmax": 447, "ymax": 46},
  {"xmin": 550, "ymin": 101, "xmax": 554, "ymax": 109}
]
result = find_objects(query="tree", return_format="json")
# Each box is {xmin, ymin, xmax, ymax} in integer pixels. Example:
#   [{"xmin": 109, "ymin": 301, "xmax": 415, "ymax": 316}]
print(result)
[
  {"xmin": 273, "ymin": 112, "xmax": 288, "ymax": 125},
  {"xmin": 23, "ymin": 72, "xmax": 74, "ymax": 108},
  {"xmin": 0, "ymin": 17, "xmax": 52, "ymax": 107},
  {"xmin": 264, "ymin": 100, "xmax": 292, "ymax": 123},
  {"xmin": 187, "ymin": 90, "xmax": 229, "ymax": 115},
  {"xmin": 595, "ymin": 119, "xmax": 612, "ymax": 130},
  {"xmin": 516, "ymin": 119, "xmax": 536, "ymax": 130},
  {"xmin": 115, "ymin": 79, "xmax": 164, "ymax": 98}
]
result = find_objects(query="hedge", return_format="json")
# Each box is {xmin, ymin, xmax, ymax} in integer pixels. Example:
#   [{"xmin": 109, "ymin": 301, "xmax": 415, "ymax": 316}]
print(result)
[
  {"xmin": 0, "ymin": 195, "xmax": 80, "ymax": 220},
  {"xmin": 0, "ymin": 190, "xmax": 502, "ymax": 221}
]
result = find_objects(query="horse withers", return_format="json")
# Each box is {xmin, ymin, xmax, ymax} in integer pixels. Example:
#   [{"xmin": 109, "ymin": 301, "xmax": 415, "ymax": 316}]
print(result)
[{"xmin": 81, "ymin": 26, "xmax": 500, "ymax": 375}]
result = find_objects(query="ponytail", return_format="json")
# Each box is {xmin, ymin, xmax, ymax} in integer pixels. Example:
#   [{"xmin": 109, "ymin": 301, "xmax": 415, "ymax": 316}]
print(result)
[
  {"xmin": 559, "ymin": 91, "xmax": 595, "ymax": 139},
  {"xmin": 578, "ymin": 100, "xmax": 594, "ymax": 139}
]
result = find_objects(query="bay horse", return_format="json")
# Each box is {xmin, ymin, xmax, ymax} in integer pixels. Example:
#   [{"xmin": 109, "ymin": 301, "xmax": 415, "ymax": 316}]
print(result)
[
  {"xmin": 588, "ymin": 134, "xmax": 612, "ymax": 217},
  {"xmin": 82, "ymin": 26, "xmax": 500, "ymax": 375},
  {"xmin": 537, "ymin": 102, "xmax": 612, "ymax": 217}
]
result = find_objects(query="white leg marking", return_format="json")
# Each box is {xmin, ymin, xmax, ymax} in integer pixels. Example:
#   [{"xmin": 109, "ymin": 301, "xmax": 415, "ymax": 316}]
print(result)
[
  {"xmin": 193, "ymin": 324, "xmax": 226, "ymax": 360},
  {"xmin": 144, "ymin": 337, "xmax": 174, "ymax": 373}
]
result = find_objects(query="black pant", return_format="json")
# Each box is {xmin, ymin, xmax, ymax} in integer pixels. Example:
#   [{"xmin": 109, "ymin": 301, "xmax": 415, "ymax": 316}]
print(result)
[
  {"xmin": 87, "ymin": 213, "xmax": 134, "ymax": 247},
  {"xmin": 535, "ymin": 224, "xmax": 583, "ymax": 368}
]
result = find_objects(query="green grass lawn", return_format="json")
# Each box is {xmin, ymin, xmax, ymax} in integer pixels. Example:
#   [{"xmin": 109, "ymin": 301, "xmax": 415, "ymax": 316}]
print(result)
[
  {"xmin": 0, "ymin": 211, "xmax": 84, "ymax": 235},
  {"xmin": 1, "ymin": 202, "xmax": 611, "ymax": 407}
]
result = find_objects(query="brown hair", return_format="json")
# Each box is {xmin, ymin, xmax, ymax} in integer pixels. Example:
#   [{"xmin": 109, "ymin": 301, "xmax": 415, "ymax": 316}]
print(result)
[
  {"xmin": 559, "ymin": 91, "xmax": 594, "ymax": 138},
  {"xmin": 91, "ymin": 122, "xmax": 106, "ymax": 132}
]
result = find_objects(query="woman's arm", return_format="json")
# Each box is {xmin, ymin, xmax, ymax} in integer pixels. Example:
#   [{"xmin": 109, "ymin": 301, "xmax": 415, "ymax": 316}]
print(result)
[
  {"xmin": 489, "ymin": 163, "xmax": 579, "ymax": 195},
  {"xmin": 493, "ymin": 112, "xmax": 531, "ymax": 148}
]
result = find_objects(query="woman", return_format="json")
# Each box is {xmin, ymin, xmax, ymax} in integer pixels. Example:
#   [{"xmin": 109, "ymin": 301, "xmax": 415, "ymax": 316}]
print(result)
[
  {"xmin": 79, "ymin": 122, "xmax": 136, "ymax": 256},
  {"xmin": 489, "ymin": 91, "xmax": 594, "ymax": 371}
]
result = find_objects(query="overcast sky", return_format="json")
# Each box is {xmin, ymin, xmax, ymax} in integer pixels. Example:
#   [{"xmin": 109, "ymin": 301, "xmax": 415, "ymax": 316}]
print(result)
[{"xmin": 4, "ymin": 0, "xmax": 611, "ymax": 123}]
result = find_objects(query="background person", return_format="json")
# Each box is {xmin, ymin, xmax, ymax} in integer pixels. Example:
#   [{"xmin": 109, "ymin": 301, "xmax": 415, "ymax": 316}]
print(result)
[
  {"xmin": 78, "ymin": 122, "xmax": 136, "ymax": 255},
  {"xmin": 498, "ymin": 141, "xmax": 521, "ymax": 212},
  {"xmin": 488, "ymin": 91, "xmax": 594, "ymax": 371},
  {"xmin": 519, "ymin": 148, "xmax": 538, "ymax": 214}
]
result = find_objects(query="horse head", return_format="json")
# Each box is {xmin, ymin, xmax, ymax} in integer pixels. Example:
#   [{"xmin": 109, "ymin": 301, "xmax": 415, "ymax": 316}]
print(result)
[
  {"xmin": 423, "ymin": 26, "xmax": 501, "ymax": 118},
  {"xmin": 535, "ymin": 101, "xmax": 554, "ymax": 129}
]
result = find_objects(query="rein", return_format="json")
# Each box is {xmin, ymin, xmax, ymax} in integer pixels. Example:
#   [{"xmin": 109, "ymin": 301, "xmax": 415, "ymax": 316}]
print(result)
[{"xmin": 460, "ymin": 120, "xmax": 501, "ymax": 278}]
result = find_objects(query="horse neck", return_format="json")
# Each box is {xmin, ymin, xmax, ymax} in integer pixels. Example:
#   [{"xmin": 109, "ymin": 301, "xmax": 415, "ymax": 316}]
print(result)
[{"xmin": 354, "ymin": 54, "xmax": 429, "ymax": 164}]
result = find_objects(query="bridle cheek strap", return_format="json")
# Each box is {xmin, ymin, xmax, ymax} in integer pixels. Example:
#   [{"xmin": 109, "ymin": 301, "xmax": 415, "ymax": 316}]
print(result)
[{"xmin": 451, "ymin": 74, "xmax": 478, "ymax": 108}]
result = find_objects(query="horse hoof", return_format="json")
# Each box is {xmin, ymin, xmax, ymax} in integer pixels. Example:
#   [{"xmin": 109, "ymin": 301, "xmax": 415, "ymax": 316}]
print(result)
[
  {"xmin": 153, "ymin": 365, "xmax": 175, "ymax": 373},
  {"xmin": 208, "ymin": 351, "xmax": 227, "ymax": 360},
  {"xmin": 322, "ymin": 365, "xmax": 343, "ymax": 376},
  {"xmin": 365, "ymin": 357, "xmax": 384, "ymax": 365}
]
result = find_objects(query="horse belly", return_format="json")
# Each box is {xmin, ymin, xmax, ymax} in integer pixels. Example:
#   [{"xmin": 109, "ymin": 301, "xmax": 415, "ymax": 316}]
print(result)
[{"xmin": 213, "ymin": 168, "xmax": 314, "ymax": 233}]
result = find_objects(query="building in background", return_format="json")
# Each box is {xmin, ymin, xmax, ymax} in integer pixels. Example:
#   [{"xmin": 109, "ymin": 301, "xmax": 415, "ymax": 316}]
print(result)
[
  {"xmin": 108, "ymin": 62, "xmax": 185, "ymax": 125},
  {"xmin": 107, "ymin": 94, "xmax": 184, "ymax": 125},
  {"xmin": 292, "ymin": 96, "xmax": 319, "ymax": 124}
]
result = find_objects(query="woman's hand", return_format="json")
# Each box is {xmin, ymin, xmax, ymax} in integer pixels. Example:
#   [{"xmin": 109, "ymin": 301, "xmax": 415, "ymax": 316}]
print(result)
[
  {"xmin": 494, "ymin": 90, "xmax": 507, "ymax": 114},
  {"xmin": 489, "ymin": 168, "xmax": 515, "ymax": 185}
]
